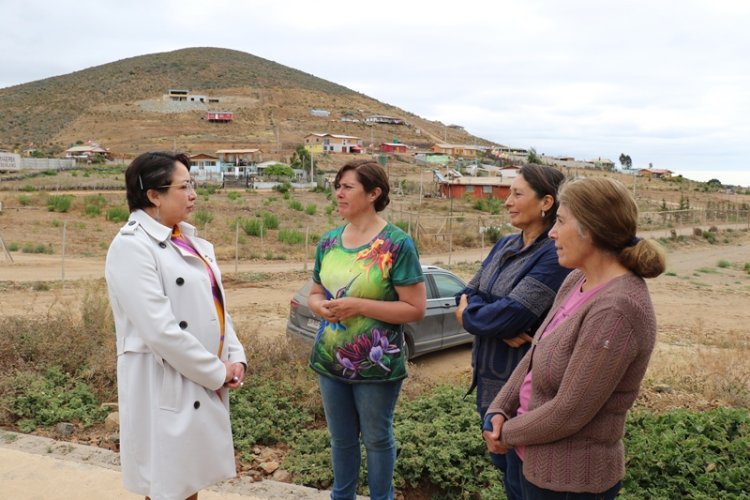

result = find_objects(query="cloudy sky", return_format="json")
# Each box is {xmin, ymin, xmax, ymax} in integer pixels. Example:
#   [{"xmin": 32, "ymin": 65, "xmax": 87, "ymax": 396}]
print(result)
[{"xmin": 2, "ymin": 0, "xmax": 749, "ymax": 185}]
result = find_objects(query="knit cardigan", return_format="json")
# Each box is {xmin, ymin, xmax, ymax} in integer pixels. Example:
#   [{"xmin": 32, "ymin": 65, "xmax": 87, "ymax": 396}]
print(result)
[{"xmin": 487, "ymin": 269, "xmax": 657, "ymax": 493}]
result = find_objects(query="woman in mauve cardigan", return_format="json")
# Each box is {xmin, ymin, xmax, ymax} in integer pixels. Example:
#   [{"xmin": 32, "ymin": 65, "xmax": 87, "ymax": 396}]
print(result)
[{"xmin": 483, "ymin": 177, "xmax": 666, "ymax": 499}]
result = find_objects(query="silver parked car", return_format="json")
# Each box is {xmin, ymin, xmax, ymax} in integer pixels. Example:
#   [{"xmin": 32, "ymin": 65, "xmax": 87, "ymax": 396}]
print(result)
[{"xmin": 286, "ymin": 265, "xmax": 473, "ymax": 359}]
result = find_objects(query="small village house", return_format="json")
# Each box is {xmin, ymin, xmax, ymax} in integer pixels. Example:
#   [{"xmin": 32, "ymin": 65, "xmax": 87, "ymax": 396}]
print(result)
[
  {"xmin": 64, "ymin": 142, "xmax": 111, "ymax": 161},
  {"xmin": 433, "ymin": 169, "xmax": 511, "ymax": 200},
  {"xmin": 304, "ymin": 133, "xmax": 363, "ymax": 154},
  {"xmin": 639, "ymin": 168, "xmax": 673, "ymax": 179},
  {"xmin": 207, "ymin": 111, "xmax": 233, "ymax": 122},
  {"xmin": 188, "ymin": 153, "xmax": 221, "ymax": 182},
  {"xmin": 365, "ymin": 115, "xmax": 405, "ymax": 125},
  {"xmin": 431, "ymin": 143, "xmax": 490, "ymax": 159},
  {"xmin": 380, "ymin": 142, "xmax": 408, "ymax": 153}
]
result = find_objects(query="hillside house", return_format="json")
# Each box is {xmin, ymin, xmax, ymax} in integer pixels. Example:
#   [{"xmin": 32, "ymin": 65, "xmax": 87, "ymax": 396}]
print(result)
[
  {"xmin": 188, "ymin": 153, "xmax": 221, "ymax": 182},
  {"xmin": 310, "ymin": 109, "xmax": 331, "ymax": 117},
  {"xmin": 216, "ymin": 149, "xmax": 262, "ymax": 179},
  {"xmin": 639, "ymin": 168, "xmax": 673, "ymax": 179},
  {"xmin": 64, "ymin": 143, "xmax": 111, "ymax": 161},
  {"xmin": 304, "ymin": 133, "xmax": 363, "ymax": 154},
  {"xmin": 365, "ymin": 115, "xmax": 405, "ymax": 125},
  {"xmin": 433, "ymin": 170, "xmax": 511, "ymax": 200},
  {"xmin": 380, "ymin": 143, "xmax": 408, "ymax": 153},
  {"xmin": 166, "ymin": 89, "xmax": 220, "ymax": 104},
  {"xmin": 207, "ymin": 111, "xmax": 233, "ymax": 122},
  {"xmin": 432, "ymin": 143, "xmax": 490, "ymax": 158},
  {"xmin": 167, "ymin": 89, "xmax": 191, "ymax": 101}
]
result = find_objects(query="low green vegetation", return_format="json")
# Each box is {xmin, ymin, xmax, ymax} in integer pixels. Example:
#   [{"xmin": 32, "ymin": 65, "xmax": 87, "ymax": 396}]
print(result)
[
  {"xmin": 240, "ymin": 218, "xmax": 264, "ymax": 237},
  {"xmin": 262, "ymin": 212, "xmax": 279, "ymax": 229},
  {"xmin": 0, "ymin": 287, "xmax": 748, "ymax": 498},
  {"xmin": 717, "ymin": 259, "xmax": 731, "ymax": 268},
  {"xmin": 105, "ymin": 206, "xmax": 129, "ymax": 223},
  {"xmin": 193, "ymin": 210, "xmax": 213, "ymax": 226},
  {"xmin": 47, "ymin": 195, "xmax": 73, "ymax": 213},
  {"xmin": 278, "ymin": 228, "xmax": 305, "ymax": 245},
  {"xmin": 472, "ymin": 196, "xmax": 503, "ymax": 214}
]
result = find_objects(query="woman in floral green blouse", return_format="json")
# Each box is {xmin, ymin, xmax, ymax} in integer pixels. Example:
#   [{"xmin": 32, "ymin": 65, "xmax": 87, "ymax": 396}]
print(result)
[{"xmin": 308, "ymin": 159, "xmax": 426, "ymax": 500}]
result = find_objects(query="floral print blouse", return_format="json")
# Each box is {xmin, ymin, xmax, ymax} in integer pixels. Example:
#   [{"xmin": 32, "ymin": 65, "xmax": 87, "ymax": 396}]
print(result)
[{"xmin": 310, "ymin": 223, "xmax": 424, "ymax": 383}]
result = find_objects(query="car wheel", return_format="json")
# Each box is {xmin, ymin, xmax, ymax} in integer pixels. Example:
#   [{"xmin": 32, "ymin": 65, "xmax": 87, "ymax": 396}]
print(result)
[{"xmin": 402, "ymin": 329, "xmax": 415, "ymax": 361}]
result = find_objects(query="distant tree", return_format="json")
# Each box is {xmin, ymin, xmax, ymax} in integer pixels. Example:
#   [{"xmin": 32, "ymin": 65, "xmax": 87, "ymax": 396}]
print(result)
[
  {"xmin": 648, "ymin": 162, "xmax": 653, "ymax": 169},
  {"xmin": 264, "ymin": 164, "xmax": 294, "ymax": 178},
  {"xmin": 619, "ymin": 153, "xmax": 633, "ymax": 170},
  {"xmin": 289, "ymin": 145, "xmax": 315, "ymax": 173},
  {"xmin": 706, "ymin": 178, "xmax": 723, "ymax": 189},
  {"xmin": 527, "ymin": 148, "xmax": 543, "ymax": 165}
]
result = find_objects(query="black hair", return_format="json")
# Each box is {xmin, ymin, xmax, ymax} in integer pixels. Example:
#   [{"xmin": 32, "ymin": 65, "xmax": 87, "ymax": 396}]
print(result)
[
  {"xmin": 518, "ymin": 164, "xmax": 566, "ymax": 225},
  {"xmin": 124, "ymin": 152, "xmax": 191, "ymax": 212}
]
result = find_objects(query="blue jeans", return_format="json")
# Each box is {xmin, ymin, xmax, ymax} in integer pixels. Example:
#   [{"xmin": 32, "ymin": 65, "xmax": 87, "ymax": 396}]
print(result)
[
  {"xmin": 503, "ymin": 449, "xmax": 524, "ymax": 500},
  {"xmin": 319, "ymin": 375, "xmax": 403, "ymax": 500},
  {"xmin": 521, "ymin": 475, "xmax": 622, "ymax": 499}
]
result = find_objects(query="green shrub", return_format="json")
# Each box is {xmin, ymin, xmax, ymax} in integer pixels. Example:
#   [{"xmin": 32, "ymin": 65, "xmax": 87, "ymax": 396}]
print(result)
[
  {"xmin": 47, "ymin": 195, "xmax": 73, "ymax": 213},
  {"xmin": 305, "ymin": 204, "xmax": 317, "ymax": 216},
  {"xmin": 278, "ymin": 229, "xmax": 305, "ymax": 245},
  {"xmin": 83, "ymin": 194, "xmax": 106, "ymax": 217},
  {"xmin": 230, "ymin": 375, "xmax": 314, "ymax": 460},
  {"xmin": 193, "ymin": 210, "xmax": 213, "ymax": 226},
  {"xmin": 3, "ymin": 366, "xmax": 109, "ymax": 432},
  {"xmin": 703, "ymin": 231, "xmax": 717, "ymax": 244},
  {"xmin": 196, "ymin": 185, "xmax": 217, "ymax": 196},
  {"xmin": 622, "ymin": 409, "xmax": 750, "ymax": 498},
  {"xmin": 262, "ymin": 212, "xmax": 279, "ymax": 229},
  {"xmin": 20, "ymin": 185, "xmax": 37, "ymax": 192},
  {"xmin": 717, "ymin": 259, "xmax": 731, "ymax": 268},
  {"xmin": 18, "ymin": 195, "xmax": 31, "ymax": 206},
  {"xmin": 273, "ymin": 182, "xmax": 292, "ymax": 194},
  {"xmin": 7, "ymin": 242, "xmax": 19, "ymax": 251},
  {"xmin": 288, "ymin": 199, "xmax": 304, "ymax": 211},
  {"xmin": 744, "ymin": 263, "xmax": 750, "ymax": 274},
  {"xmin": 84, "ymin": 194, "xmax": 106, "ymax": 209},
  {"xmin": 483, "ymin": 226, "xmax": 504, "ymax": 244},
  {"xmin": 106, "ymin": 207, "xmax": 129, "ymax": 223},
  {"xmin": 473, "ymin": 196, "xmax": 502, "ymax": 214},
  {"xmin": 227, "ymin": 191, "xmax": 241, "ymax": 202},
  {"xmin": 84, "ymin": 205, "xmax": 101, "ymax": 216},
  {"xmin": 240, "ymin": 218, "xmax": 264, "ymax": 237}
]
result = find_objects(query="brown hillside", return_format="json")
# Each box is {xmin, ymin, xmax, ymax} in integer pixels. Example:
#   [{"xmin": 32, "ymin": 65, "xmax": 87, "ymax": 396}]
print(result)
[{"xmin": 0, "ymin": 47, "xmax": 495, "ymax": 158}]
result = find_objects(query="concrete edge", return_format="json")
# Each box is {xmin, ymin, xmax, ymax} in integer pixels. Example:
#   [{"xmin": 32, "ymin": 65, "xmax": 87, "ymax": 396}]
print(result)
[{"xmin": 0, "ymin": 430, "xmax": 332, "ymax": 499}]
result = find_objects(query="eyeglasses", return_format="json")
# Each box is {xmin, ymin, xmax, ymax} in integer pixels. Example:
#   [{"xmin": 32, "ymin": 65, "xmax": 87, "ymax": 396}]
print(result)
[{"xmin": 155, "ymin": 179, "xmax": 197, "ymax": 193}]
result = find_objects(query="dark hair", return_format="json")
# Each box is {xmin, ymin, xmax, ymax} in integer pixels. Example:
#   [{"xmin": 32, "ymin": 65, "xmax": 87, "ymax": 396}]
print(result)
[
  {"xmin": 125, "ymin": 152, "xmax": 191, "ymax": 212},
  {"xmin": 333, "ymin": 159, "xmax": 391, "ymax": 212},
  {"xmin": 559, "ymin": 177, "xmax": 666, "ymax": 278},
  {"xmin": 518, "ymin": 164, "xmax": 566, "ymax": 225}
]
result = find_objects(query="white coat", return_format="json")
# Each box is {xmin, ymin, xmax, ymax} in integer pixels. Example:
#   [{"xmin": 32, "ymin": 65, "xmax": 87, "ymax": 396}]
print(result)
[{"xmin": 105, "ymin": 209, "xmax": 247, "ymax": 500}]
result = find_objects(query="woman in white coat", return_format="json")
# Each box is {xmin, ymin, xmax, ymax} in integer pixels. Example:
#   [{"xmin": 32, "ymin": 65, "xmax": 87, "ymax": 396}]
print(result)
[{"xmin": 105, "ymin": 152, "xmax": 247, "ymax": 500}]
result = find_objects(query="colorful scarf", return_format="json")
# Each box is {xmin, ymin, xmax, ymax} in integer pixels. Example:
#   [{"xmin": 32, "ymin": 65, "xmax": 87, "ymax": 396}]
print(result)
[{"xmin": 171, "ymin": 226, "xmax": 226, "ymax": 357}]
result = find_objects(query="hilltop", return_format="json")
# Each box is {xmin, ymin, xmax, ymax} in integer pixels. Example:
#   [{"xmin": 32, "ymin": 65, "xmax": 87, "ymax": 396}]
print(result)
[{"xmin": 0, "ymin": 47, "xmax": 495, "ymax": 158}]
